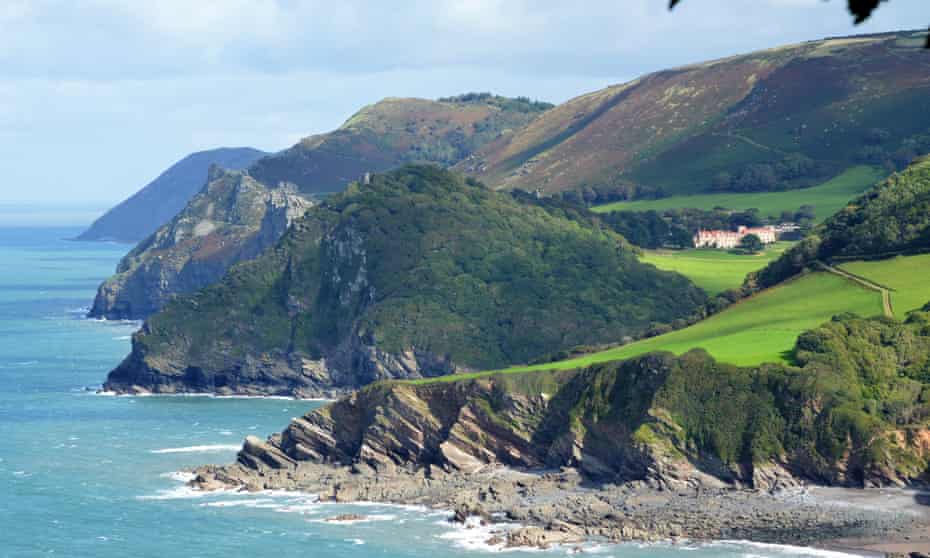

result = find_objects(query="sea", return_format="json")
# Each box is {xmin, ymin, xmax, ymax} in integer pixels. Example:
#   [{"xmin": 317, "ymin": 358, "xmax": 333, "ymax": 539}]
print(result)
[{"xmin": 0, "ymin": 226, "xmax": 862, "ymax": 558}]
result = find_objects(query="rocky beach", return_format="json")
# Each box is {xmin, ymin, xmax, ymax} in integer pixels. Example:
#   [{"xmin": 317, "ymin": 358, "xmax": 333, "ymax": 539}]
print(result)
[{"xmin": 192, "ymin": 450, "xmax": 930, "ymax": 554}]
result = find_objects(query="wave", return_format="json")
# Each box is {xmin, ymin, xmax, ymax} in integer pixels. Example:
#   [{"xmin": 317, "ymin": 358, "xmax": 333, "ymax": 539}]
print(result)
[
  {"xmin": 92, "ymin": 390, "xmax": 331, "ymax": 402},
  {"xmin": 149, "ymin": 444, "xmax": 242, "ymax": 454},
  {"xmin": 707, "ymin": 540, "xmax": 870, "ymax": 558}
]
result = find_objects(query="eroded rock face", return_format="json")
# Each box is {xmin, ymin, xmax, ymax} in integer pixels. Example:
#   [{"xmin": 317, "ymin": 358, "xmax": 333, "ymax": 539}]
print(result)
[{"xmin": 89, "ymin": 168, "xmax": 312, "ymax": 320}]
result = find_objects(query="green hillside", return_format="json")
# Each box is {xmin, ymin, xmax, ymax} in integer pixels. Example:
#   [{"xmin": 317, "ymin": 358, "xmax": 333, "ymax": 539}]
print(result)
[
  {"xmin": 641, "ymin": 242, "xmax": 792, "ymax": 295},
  {"xmin": 106, "ymin": 166, "xmax": 708, "ymax": 396},
  {"xmin": 415, "ymin": 271, "xmax": 883, "ymax": 384},
  {"xmin": 592, "ymin": 166, "xmax": 883, "ymax": 222},
  {"xmin": 841, "ymin": 254, "xmax": 930, "ymax": 319},
  {"xmin": 753, "ymin": 156, "xmax": 930, "ymax": 290}
]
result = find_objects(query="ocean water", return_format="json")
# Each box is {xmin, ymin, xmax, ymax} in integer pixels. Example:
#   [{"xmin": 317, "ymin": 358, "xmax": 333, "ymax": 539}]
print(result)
[{"xmin": 0, "ymin": 227, "xmax": 860, "ymax": 558}]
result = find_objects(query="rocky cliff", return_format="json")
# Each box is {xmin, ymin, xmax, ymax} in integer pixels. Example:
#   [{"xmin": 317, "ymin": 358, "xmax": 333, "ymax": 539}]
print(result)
[
  {"xmin": 103, "ymin": 165, "xmax": 707, "ymax": 396},
  {"xmin": 208, "ymin": 310, "xmax": 930, "ymax": 492},
  {"xmin": 89, "ymin": 167, "xmax": 311, "ymax": 320},
  {"xmin": 76, "ymin": 147, "xmax": 267, "ymax": 243}
]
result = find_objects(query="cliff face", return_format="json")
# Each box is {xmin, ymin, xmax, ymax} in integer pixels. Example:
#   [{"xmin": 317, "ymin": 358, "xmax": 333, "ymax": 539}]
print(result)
[
  {"xmin": 76, "ymin": 147, "xmax": 267, "ymax": 243},
  {"xmin": 103, "ymin": 165, "xmax": 707, "ymax": 396},
  {"xmin": 89, "ymin": 167, "xmax": 311, "ymax": 320},
  {"xmin": 464, "ymin": 30, "xmax": 930, "ymax": 196},
  {"xmin": 226, "ymin": 311, "xmax": 930, "ymax": 490}
]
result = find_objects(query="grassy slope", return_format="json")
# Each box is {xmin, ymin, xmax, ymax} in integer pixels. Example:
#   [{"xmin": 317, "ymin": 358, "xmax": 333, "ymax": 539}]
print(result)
[
  {"xmin": 591, "ymin": 166, "xmax": 884, "ymax": 221},
  {"xmin": 840, "ymin": 254, "xmax": 930, "ymax": 319},
  {"xmin": 413, "ymin": 271, "xmax": 883, "ymax": 384},
  {"xmin": 641, "ymin": 242, "xmax": 793, "ymax": 295}
]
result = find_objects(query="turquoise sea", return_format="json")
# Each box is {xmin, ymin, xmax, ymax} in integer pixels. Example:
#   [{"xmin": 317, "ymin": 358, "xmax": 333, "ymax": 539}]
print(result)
[{"xmin": 0, "ymin": 227, "xmax": 859, "ymax": 558}]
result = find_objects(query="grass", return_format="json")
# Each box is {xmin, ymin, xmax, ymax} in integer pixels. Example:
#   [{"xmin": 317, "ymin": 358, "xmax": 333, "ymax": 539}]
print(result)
[
  {"xmin": 413, "ymin": 271, "xmax": 883, "ymax": 384},
  {"xmin": 840, "ymin": 254, "xmax": 930, "ymax": 318},
  {"xmin": 592, "ymin": 166, "xmax": 885, "ymax": 222},
  {"xmin": 641, "ymin": 242, "xmax": 794, "ymax": 295}
]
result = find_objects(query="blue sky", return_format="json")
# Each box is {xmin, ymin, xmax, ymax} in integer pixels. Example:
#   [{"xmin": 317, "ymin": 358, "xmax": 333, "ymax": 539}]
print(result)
[{"xmin": 0, "ymin": 0, "xmax": 925, "ymax": 209}]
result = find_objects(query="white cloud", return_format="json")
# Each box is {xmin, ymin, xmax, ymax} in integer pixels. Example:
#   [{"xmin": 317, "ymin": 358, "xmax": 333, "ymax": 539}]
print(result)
[{"xmin": 0, "ymin": 0, "xmax": 925, "ymax": 206}]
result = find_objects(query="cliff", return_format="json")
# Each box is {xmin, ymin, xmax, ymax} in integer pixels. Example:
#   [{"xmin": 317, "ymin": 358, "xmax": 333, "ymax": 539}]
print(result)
[
  {"xmin": 104, "ymin": 165, "xmax": 706, "ymax": 396},
  {"xmin": 89, "ymin": 167, "xmax": 311, "ymax": 320},
  {"xmin": 76, "ymin": 147, "xmax": 267, "ymax": 243},
  {"xmin": 209, "ymin": 310, "xmax": 930, "ymax": 492}
]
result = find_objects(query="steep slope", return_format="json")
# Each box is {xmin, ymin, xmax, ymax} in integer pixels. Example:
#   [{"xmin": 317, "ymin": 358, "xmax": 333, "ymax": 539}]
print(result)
[
  {"xmin": 76, "ymin": 147, "xmax": 267, "ymax": 243},
  {"xmin": 465, "ymin": 30, "xmax": 930, "ymax": 197},
  {"xmin": 104, "ymin": 165, "xmax": 707, "ymax": 396},
  {"xmin": 249, "ymin": 94, "xmax": 552, "ymax": 195},
  {"xmin": 752, "ymin": 155, "xmax": 930, "ymax": 290},
  {"xmin": 205, "ymin": 309, "xmax": 930, "ymax": 492},
  {"xmin": 89, "ymin": 167, "xmax": 311, "ymax": 320},
  {"xmin": 88, "ymin": 94, "xmax": 550, "ymax": 319}
]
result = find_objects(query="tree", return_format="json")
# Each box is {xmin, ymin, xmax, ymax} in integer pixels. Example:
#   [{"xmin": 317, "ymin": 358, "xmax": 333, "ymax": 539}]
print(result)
[
  {"xmin": 739, "ymin": 234, "xmax": 764, "ymax": 254},
  {"xmin": 669, "ymin": 0, "xmax": 929, "ymax": 49}
]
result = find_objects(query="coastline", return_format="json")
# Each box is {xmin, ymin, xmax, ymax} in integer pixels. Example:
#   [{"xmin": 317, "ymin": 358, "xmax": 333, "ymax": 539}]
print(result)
[{"xmin": 190, "ymin": 459, "xmax": 930, "ymax": 555}]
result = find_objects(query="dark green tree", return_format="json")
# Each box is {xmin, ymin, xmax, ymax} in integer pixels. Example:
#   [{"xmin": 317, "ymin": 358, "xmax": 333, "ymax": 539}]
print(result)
[{"xmin": 739, "ymin": 234, "xmax": 764, "ymax": 254}]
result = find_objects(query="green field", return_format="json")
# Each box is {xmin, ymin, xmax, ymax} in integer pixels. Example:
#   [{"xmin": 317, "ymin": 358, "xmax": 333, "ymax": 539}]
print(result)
[
  {"xmin": 840, "ymin": 254, "xmax": 930, "ymax": 318},
  {"xmin": 414, "ymin": 271, "xmax": 884, "ymax": 384},
  {"xmin": 592, "ymin": 166, "xmax": 884, "ymax": 222},
  {"xmin": 641, "ymin": 242, "xmax": 793, "ymax": 295}
]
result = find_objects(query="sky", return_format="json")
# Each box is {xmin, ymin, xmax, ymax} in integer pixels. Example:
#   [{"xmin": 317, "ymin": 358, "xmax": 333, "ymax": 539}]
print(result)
[{"xmin": 0, "ymin": 0, "xmax": 926, "ymax": 214}]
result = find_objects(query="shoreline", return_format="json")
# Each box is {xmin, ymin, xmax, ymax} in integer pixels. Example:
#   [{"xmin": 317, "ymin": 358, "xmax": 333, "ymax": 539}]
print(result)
[
  {"xmin": 150, "ymin": 471, "xmax": 884, "ymax": 556},
  {"xmin": 92, "ymin": 388, "xmax": 336, "ymax": 403},
  {"xmin": 190, "ymin": 460, "xmax": 930, "ymax": 555}
]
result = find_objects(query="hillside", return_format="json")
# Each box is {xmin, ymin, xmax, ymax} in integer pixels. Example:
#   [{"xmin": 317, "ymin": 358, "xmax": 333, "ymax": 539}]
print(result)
[
  {"xmin": 88, "ymin": 94, "xmax": 551, "ymax": 320},
  {"xmin": 88, "ymin": 167, "xmax": 311, "ymax": 320},
  {"xmin": 202, "ymin": 309, "xmax": 930, "ymax": 496},
  {"xmin": 104, "ymin": 165, "xmax": 707, "ymax": 397},
  {"xmin": 752, "ymin": 155, "xmax": 930, "ymax": 289},
  {"xmin": 76, "ymin": 147, "xmax": 267, "ymax": 243},
  {"xmin": 249, "ymin": 94, "xmax": 552, "ymax": 195},
  {"xmin": 465, "ymin": 31, "xmax": 930, "ymax": 200}
]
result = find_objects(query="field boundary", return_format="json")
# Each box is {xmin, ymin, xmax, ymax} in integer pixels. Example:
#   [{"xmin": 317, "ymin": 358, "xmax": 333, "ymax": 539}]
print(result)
[{"xmin": 816, "ymin": 261, "xmax": 894, "ymax": 318}]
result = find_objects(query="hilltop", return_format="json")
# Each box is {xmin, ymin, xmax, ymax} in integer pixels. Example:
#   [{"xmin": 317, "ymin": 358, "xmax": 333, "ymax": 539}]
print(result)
[
  {"xmin": 465, "ymin": 30, "xmax": 930, "ymax": 200},
  {"xmin": 75, "ymin": 147, "xmax": 267, "ymax": 243},
  {"xmin": 104, "ymin": 165, "xmax": 706, "ymax": 396},
  {"xmin": 249, "ymin": 94, "xmax": 552, "ymax": 194}
]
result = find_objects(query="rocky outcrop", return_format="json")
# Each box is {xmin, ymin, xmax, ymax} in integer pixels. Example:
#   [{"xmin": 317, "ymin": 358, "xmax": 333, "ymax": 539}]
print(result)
[
  {"xmin": 76, "ymin": 147, "xmax": 267, "ymax": 243},
  {"xmin": 89, "ymin": 167, "xmax": 311, "ymax": 320},
  {"xmin": 190, "ymin": 346, "xmax": 930, "ymax": 547},
  {"xmin": 199, "ymin": 339, "xmax": 930, "ymax": 491}
]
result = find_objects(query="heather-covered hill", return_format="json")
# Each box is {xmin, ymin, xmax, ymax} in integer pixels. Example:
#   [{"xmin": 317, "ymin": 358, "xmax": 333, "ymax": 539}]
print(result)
[
  {"xmin": 104, "ymin": 165, "xmax": 706, "ymax": 397},
  {"xmin": 76, "ymin": 147, "xmax": 267, "ymax": 243},
  {"xmin": 249, "ymin": 94, "xmax": 552, "ymax": 195},
  {"xmin": 464, "ymin": 30, "xmax": 930, "ymax": 199}
]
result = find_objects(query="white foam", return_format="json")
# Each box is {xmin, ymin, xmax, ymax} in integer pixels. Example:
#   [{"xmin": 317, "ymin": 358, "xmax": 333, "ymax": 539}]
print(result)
[
  {"xmin": 706, "ymin": 541, "xmax": 869, "ymax": 558},
  {"xmin": 200, "ymin": 499, "xmax": 280, "ymax": 509},
  {"xmin": 310, "ymin": 513, "xmax": 398, "ymax": 525},
  {"xmin": 149, "ymin": 444, "xmax": 241, "ymax": 454},
  {"xmin": 345, "ymin": 539, "xmax": 365, "ymax": 545},
  {"xmin": 112, "ymin": 335, "xmax": 132, "ymax": 340},
  {"xmin": 437, "ymin": 516, "xmax": 528, "ymax": 553}
]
